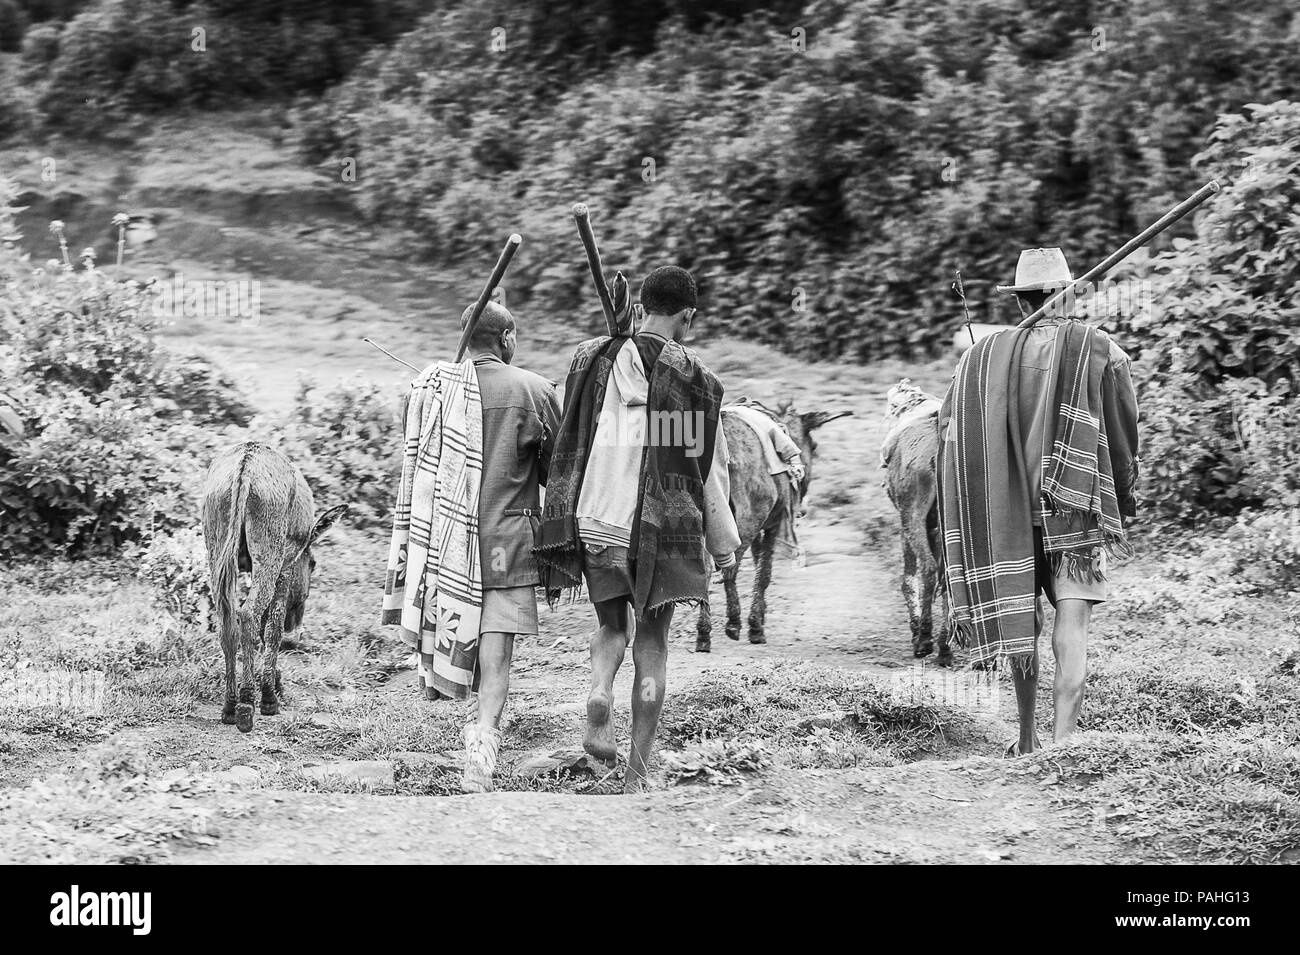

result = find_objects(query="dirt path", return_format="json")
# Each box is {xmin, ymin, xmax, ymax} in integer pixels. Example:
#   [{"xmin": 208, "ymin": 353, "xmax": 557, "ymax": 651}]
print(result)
[{"xmin": 174, "ymin": 758, "xmax": 1130, "ymax": 865}]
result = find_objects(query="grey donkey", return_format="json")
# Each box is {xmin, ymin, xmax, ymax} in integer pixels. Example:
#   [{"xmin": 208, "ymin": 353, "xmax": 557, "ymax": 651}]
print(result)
[
  {"xmin": 696, "ymin": 400, "xmax": 851, "ymax": 652},
  {"xmin": 201, "ymin": 442, "xmax": 347, "ymax": 732},
  {"xmin": 880, "ymin": 379, "xmax": 953, "ymax": 664}
]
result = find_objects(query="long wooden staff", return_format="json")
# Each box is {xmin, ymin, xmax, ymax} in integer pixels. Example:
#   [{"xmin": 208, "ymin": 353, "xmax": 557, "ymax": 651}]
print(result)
[
  {"xmin": 571, "ymin": 202, "xmax": 618, "ymax": 335},
  {"xmin": 1017, "ymin": 180, "xmax": 1221, "ymax": 329},
  {"xmin": 454, "ymin": 233, "xmax": 523, "ymax": 361}
]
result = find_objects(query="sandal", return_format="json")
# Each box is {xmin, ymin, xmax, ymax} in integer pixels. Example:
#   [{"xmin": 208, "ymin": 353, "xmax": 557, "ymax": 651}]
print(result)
[{"xmin": 1004, "ymin": 732, "xmax": 1043, "ymax": 757}]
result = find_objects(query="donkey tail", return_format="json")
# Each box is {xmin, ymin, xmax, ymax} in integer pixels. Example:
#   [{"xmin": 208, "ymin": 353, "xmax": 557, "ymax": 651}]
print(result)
[{"xmin": 211, "ymin": 447, "xmax": 255, "ymax": 645}]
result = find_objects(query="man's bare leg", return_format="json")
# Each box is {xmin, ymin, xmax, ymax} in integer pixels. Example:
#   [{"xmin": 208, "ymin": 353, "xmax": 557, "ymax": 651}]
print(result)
[
  {"xmin": 1051, "ymin": 598, "xmax": 1091, "ymax": 742},
  {"xmin": 461, "ymin": 631, "xmax": 514, "ymax": 793},
  {"xmin": 585, "ymin": 598, "xmax": 630, "ymax": 764},
  {"xmin": 626, "ymin": 605, "xmax": 673, "ymax": 792},
  {"xmin": 476, "ymin": 631, "xmax": 515, "ymax": 729}
]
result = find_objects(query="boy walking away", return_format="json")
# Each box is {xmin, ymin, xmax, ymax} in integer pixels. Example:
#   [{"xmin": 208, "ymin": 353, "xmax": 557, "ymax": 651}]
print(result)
[{"xmin": 537, "ymin": 266, "xmax": 741, "ymax": 792}]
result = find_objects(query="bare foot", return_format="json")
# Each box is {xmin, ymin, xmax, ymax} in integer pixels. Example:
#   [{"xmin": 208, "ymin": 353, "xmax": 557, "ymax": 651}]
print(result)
[{"xmin": 583, "ymin": 689, "xmax": 617, "ymax": 765}]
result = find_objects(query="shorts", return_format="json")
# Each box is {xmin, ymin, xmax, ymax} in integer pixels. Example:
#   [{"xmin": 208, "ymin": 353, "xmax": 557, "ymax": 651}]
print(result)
[
  {"xmin": 1033, "ymin": 528, "xmax": 1109, "ymax": 606},
  {"xmin": 582, "ymin": 543, "xmax": 634, "ymax": 604},
  {"xmin": 479, "ymin": 585, "xmax": 540, "ymax": 635}
]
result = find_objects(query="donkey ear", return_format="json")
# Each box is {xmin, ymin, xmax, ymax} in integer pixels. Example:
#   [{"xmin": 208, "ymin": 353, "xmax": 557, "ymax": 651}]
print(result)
[
  {"xmin": 802, "ymin": 410, "xmax": 853, "ymax": 431},
  {"xmin": 309, "ymin": 504, "xmax": 349, "ymax": 545}
]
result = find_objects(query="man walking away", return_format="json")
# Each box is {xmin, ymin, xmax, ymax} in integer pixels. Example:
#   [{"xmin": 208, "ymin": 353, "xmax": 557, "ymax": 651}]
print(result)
[
  {"xmin": 937, "ymin": 248, "xmax": 1139, "ymax": 755},
  {"xmin": 537, "ymin": 266, "xmax": 741, "ymax": 792},
  {"xmin": 384, "ymin": 302, "xmax": 560, "ymax": 792}
]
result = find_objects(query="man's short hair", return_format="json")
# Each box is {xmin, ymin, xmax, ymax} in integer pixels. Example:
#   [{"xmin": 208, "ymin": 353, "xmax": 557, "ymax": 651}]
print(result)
[
  {"xmin": 460, "ymin": 301, "xmax": 514, "ymax": 350},
  {"xmin": 640, "ymin": 266, "xmax": 697, "ymax": 316}
]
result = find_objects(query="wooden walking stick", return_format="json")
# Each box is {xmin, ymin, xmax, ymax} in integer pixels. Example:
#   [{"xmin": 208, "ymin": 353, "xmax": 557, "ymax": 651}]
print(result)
[
  {"xmin": 454, "ymin": 233, "xmax": 523, "ymax": 361},
  {"xmin": 1017, "ymin": 181, "xmax": 1221, "ymax": 330},
  {"xmin": 571, "ymin": 202, "xmax": 619, "ymax": 336},
  {"xmin": 362, "ymin": 338, "xmax": 421, "ymax": 372}
]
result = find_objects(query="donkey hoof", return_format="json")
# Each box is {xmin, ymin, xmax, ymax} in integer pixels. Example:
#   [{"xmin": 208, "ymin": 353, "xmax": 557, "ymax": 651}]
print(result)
[
  {"xmin": 913, "ymin": 640, "xmax": 934, "ymax": 658},
  {"xmin": 221, "ymin": 706, "xmax": 238, "ymax": 725},
  {"xmin": 936, "ymin": 646, "xmax": 955, "ymax": 668},
  {"xmin": 748, "ymin": 631, "xmax": 766, "ymax": 645},
  {"xmin": 695, "ymin": 638, "xmax": 711, "ymax": 653},
  {"xmin": 260, "ymin": 699, "xmax": 280, "ymax": 716},
  {"xmin": 725, "ymin": 625, "xmax": 741, "ymax": 642},
  {"xmin": 236, "ymin": 703, "xmax": 255, "ymax": 733}
]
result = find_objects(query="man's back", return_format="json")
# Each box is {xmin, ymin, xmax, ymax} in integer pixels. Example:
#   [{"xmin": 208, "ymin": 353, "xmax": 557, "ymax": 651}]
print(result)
[
  {"xmin": 473, "ymin": 356, "xmax": 560, "ymax": 587},
  {"xmin": 1007, "ymin": 321, "xmax": 1138, "ymax": 521}
]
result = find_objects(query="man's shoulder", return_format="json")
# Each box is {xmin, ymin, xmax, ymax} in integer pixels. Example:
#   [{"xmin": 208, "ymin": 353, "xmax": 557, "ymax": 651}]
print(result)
[
  {"xmin": 1089, "ymin": 326, "xmax": 1133, "ymax": 366},
  {"xmin": 572, "ymin": 335, "xmax": 614, "ymax": 361},
  {"xmin": 504, "ymin": 362, "xmax": 557, "ymax": 393},
  {"xmin": 477, "ymin": 361, "xmax": 556, "ymax": 404}
]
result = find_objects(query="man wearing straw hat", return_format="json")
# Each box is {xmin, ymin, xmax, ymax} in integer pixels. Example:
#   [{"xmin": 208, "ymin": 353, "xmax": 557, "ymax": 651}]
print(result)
[{"xmin": 937, "ymin": 248, "xmax": 1140, "ymax": 755}]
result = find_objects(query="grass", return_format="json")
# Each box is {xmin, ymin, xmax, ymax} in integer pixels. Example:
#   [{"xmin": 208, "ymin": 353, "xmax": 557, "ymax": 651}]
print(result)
[
  {"xmin": 1082, "ymin": 663, "xmax": 1299, "ymax": 737},
  {"xmin": 659, "ymin": 661, "xmax": 976, "ymax": 770},
  {"xmin": 0, "ymin": 740, "xmax": 253, "ymax": 864},
  {"xmin": 1032, "ymin": 733, "xmax": 1300, "ymax": 864}
]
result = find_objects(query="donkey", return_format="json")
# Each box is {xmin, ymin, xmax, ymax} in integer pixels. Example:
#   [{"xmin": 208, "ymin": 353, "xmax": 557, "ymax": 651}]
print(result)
[
  {"xmin": 880, "ymin": 379, "xmax": 952, "ymax": 664},
  {"xmin": 200, "ymin": 442, "xmax": 346, "ymax": 733},
  {"xmin": 696, "ymin": 400, "xmax": 851, "ymax": 652}
]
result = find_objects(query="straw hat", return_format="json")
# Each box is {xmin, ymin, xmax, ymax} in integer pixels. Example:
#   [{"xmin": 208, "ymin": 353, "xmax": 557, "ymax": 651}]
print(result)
[{"xmin": 996, "ymin": 247, "xmax": 1073, "ymax": 293}]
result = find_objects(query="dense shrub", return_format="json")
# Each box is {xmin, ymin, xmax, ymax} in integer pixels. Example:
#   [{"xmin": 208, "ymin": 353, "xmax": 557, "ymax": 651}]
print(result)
[
  {"xmin": 276, "ymin": 375, "xmax": 401, "ymax": 528},
  {"xmin": 135, "ymin": 525, "xmax": 212, "ymax": 631},
  {"xmin": 32, "ymin": 0, "xmax": 424, "ymax": 133},
  {"xmin": 19, "ymin": 20, "xmax": 60, "ymax": 71},
  {"xmin": 1131, "ymin": 100, "xmax": 1300, "ymax": 524},
  {"xmin": 300, "ymin": 0, "xmax": 1300, "ymax": 362},
  {"xmin": 0, "ymin": 197, "xmax": 252, "ymax": 557},
  {"xmin": 0, "ymin": 0, "xmax": 29, "ymax": 52},
  {"xmin": 0, "ymin": 384, "xmax": 202, "ymax": 556}
]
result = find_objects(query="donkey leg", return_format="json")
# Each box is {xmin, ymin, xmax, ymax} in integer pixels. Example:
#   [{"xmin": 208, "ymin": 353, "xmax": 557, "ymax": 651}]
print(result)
[
  {"xmin": 235, "ymin": 610, "xmax": 257, "ymax": 733},
  {"xmin": 724, "ymin": 546, "xmax": 745, "ymax": 641},
  {"xmin": 918, "ymin": 558, "xmax": 938, "ymax": 661},
  {"xmin": 748, "ymin": 532, "xmax": 774, "ymax": 644},
  {"xmin": 934, "ymin": 571, "xmax": 954, "ymax": 666},
  {"xmin": 220, "ymin": 625, "xmax": 238, "ymax": 724},
  {"xmin": 928, "ymin": 507, "xmax": 954, "ymax": 666},
  {"xmin": 900, "ymin": 511, "xmax": 934, "ymax": 658},
  {"xmin": 696, "ymin": 597, "xmax": 713, "ymax": 653},
  {"xmin": 260, "ymin": 592, "xmax": 287, "ymax": 715}
]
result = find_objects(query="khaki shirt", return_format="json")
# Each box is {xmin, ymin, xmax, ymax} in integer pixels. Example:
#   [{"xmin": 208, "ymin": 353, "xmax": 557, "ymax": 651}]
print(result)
[{"xmin": 472, "ymin": 355, "xmax": 562, "ymax": 588}]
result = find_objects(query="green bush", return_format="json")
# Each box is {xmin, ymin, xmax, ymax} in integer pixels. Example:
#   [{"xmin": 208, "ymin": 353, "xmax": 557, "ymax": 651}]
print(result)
[
  {"xmin": 0, "ymin": 201, "xmax": 252, "ymax": 557},
  {"xmin": 0, "ymin": 388, "xmax": 202, "ymax": 557},
  {"xmin": 0, "ymin": 0, "xmax": 29, "ymax": 52},
  {"xmin": 135, "ymin": 525, "xmax": 212, "ymax": 631},
  {"xmin": 32, "ymin": 0, "xmax": 424, "ymax": 133},
  {"xmin": 1131, "ymin": 100, "xmax": 1300, "ymax": 524},
  {"xmin": 18, "ymin": 19, "xmax": 58, "ymax": 70},
  {"xmin": 300, "ymin": 0, "xmax": 1300, "ymax": 362},
  {"xmin": 275, "ymin": 375, "xmax": 402, "ymax": 528}
]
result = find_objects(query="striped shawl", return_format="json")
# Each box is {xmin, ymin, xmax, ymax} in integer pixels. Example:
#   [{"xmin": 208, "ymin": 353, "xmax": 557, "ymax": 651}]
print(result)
[{"xmin": 382, "ymin": 360, "xmax": 484, "ymax": 700}]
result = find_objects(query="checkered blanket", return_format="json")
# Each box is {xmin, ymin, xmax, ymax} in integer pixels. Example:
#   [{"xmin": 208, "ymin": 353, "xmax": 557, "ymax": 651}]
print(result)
[
  {"xmin": 939, "ymin": 322, "xmax": 1132, "ymax": 669},
  {"xmin": 938, "ymin": 329, "xmax": 1039, "ymax": 668},
  {"xmin": 1039, "ymin": 321, "xmax": 1133, "ymax": 577},
  {"xmin": 382, "ymin": 360, "xmax": 484, "ymax": 700}
]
